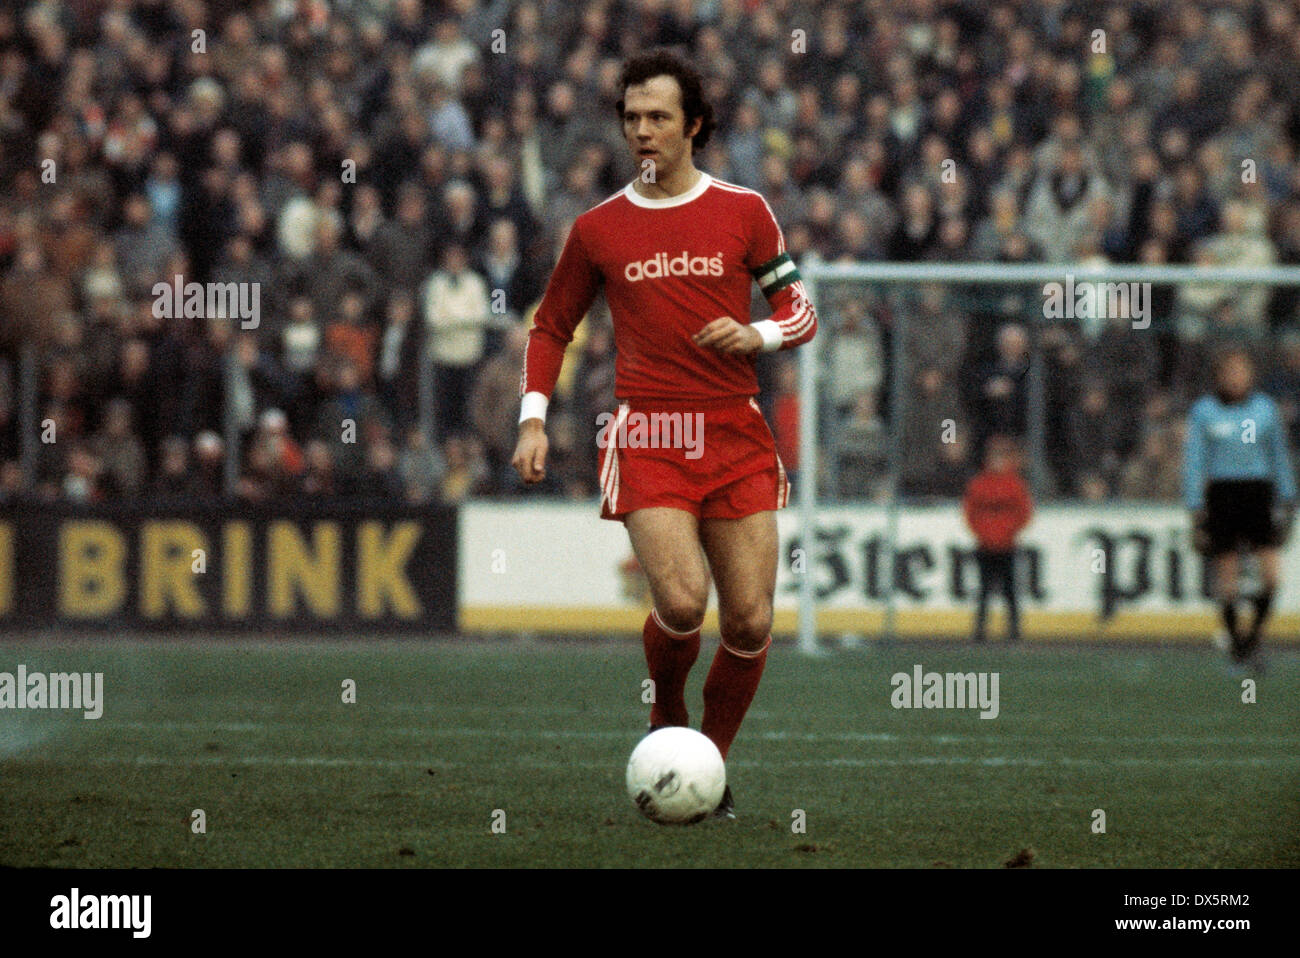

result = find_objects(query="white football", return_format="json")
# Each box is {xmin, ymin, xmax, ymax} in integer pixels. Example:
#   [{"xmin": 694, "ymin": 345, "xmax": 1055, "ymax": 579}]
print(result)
[{"xmin": 626, "ymin": 727, "xmax": 726, "ymax": 825}]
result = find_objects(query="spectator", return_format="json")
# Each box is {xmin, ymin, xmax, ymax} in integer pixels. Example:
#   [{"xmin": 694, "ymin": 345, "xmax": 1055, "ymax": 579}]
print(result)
[
  {"xmin": 282, "ymin": 296, "xmax": 321, "ymax": 377},
  {"xmin": 836, "ymin": 391, "xmax": 887, "ymax": 500},
  {"xmin": 359, "ymin": 434, "xmax": 405, "ymax": 500},
  {"xmin": 191, "ymin": 432, "xmax": 225, "ymax": 498},
  {"xmin": 347, "ymin": 184, "xmax": 387, "ymax": 259},
  {"xmin": 545, "ymin": 161, "xmax": 600, "ymax": 241},
  {"xmin": 1118, "ymin": 427, "xmax": 1183, "ymax": 501},
  {"xmin": 1202, "ymin": 200, "xmax": 1277, "ymax": 335},
  {"xmin": 1086, "ymin": 314, "xmax": 1159, "ymax": 457},
  {"xmin": 292, "ymin": 211, "xmax": 379, "ymax": 323},
  {"xmin": 1065, "ymin": 382, "xmax": 1123, "ymax": 495},
  {"xmin": 104, "ymin": 338, "xmax": 162, "ymax": 466},
  {"xmin": 911, "ymin": 432, "xmax": 972, "ymax": 499},
  {"xmin": 478, "ymin": 155, "xmax": 538, "ymax": 249},
  {"xmin": 480, "ymin": 217, "xmax": 545, "ymax": 332},
  {"xmin": 1169, "ymin": 162, "xmax": 1219, "ymax": 245},
  {"xmin": 1263, "ymin": 333, "xmax": 1300, "ymax": 449},
  {"xmin": 313, "ymin": 358, "xmax": 390, "ymax": 494},
  {"xmin": 887, "ymin": 183, "xmax": 939, "ymax": 261},
  {"xmin": 91, "ymin": 398, "xmax": 147, "ymax": 498},
  {"xmin": 428, "ymin": 80, "xmax": 476, "ymax": 152},
  {"xmin": 962, "ymin": 436, "xmax": 1034, "ymax": 643},
  {"xmin": 3, "ymin": 243, "xmax": 74, "ymax": 345},
  {"xmin": 440, "ymin": 179, "xmax": 483, "ymax": 253},
  {"xmin": 399, "ymin": 426, "xmax": 447, "ymax": 505},
  {"xmin": 905, "ymin": 284, "xmax": 967, "ymax": 381},
  {"xmin": 114, "ymin": 194, "xmax": 177, "ymax": 295},
  {"xmin": 725, "ymin": 100, "xmax": 765, "ymax": 188},
  {"xmin": 423, "ymin": 243, "xmax": 492, "ymax": 440},
  {"xmin": 902, "ymin": 365, "xmax": 960, "ymax": 495},
  {"xmin": 970, "ymin": 189, "xmax": 1022, "ymax": 261},
  {"xmin": 212, "ymin": 236, "xmax": 274, "ymax": 330},
  {"xmin": 376, "ymin": 291, "xmax": 424, "ymax": 434},
  {"xmin": 251, "ymin": 408, "xmax": 305, "ymax": 481},
  {"xmin": 370, "ymin": 183, "xmax": 434, "ymax": 294},
  {"xmin": 973, "ymin": 324, "xmax": 1030, "ymax": 457},
  {"xmin": 440, "ymin": 434, "xmax": 489, "ymax": 504},
  {"xmin": 825, "ymin": 297, "xmax": 883, "ymax": 419},
  {"xmin": 1023, "ymin": 143, "xmax": 1109, "ymax": 262},
  {"xmin": 300, "ymin": 438, "xmax": 336, "ymax": 498},
  {"xmin": 152, "ymin": 435, "xmax": 196, "ymax": 499},
  {"xmin": 470, "ymin": 324, "xmax": 530, "ymax": 493},
  {"xmin": 323, "ymin": 289, "xmax": 378, "ymax": 383},
  {"xmin": 62, "ymin": 442, "xmax": 104, "ymax": 504}
]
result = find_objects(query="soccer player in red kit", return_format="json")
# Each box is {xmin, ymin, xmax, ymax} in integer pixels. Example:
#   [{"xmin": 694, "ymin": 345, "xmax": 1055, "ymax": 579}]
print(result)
[{"xmin": 512, "ymin": 49, "xmax": 817, "ymax": 818}]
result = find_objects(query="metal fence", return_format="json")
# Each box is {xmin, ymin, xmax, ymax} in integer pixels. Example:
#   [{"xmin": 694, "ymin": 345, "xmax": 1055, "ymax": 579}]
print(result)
[{"xmin": 795, "ymin": 260, "xmax": 1300, "ymax": 653}]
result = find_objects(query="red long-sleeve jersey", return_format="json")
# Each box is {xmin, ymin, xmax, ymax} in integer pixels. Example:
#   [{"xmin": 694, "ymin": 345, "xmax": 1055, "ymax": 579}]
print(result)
[
  {"xmin": 520, "ymin": 173, "xmax": 817, "ymax": 406},
  {"xmin": 962, "ymin": 468, "xmax": 1034, "ymax": 551}
]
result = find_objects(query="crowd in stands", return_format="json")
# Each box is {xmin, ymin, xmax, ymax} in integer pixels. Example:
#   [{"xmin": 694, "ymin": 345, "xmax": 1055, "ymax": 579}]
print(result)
[{"xmin": 1, "ymin": 0, "xmax": 1298, "ymax": 505}]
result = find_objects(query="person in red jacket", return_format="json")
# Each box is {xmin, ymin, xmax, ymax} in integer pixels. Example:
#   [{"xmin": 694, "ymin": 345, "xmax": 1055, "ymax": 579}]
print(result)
[{"xmin": 962, "ymin": 435, "xmax": 1034, "ymax": 642}]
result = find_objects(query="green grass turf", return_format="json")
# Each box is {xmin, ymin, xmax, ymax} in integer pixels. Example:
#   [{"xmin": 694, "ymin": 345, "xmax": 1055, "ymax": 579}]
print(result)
[{"xmin": 1, "ymin": 637, "xmax": 1297, "ymax": 868}]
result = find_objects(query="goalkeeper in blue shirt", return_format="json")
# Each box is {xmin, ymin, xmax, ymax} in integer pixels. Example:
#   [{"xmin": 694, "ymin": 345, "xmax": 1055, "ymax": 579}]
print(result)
[{"xmin": 1184, "ymin": 346, "xmax": 1297, "ymax": 669}]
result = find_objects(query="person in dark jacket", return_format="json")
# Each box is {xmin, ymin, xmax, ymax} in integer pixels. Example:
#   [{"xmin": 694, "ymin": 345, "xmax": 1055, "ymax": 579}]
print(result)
[{"xmin": 962, "ymin": 435, "xmax": 1035, "ymax": 642}]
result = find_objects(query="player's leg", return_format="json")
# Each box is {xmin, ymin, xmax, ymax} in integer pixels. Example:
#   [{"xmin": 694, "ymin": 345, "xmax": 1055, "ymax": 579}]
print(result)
[
  {"xmin": 625, "ymin": 507, "xmax": 709, "ymax": 728},
  {"xmin": 972, "ymin": 550, "xmax": 993, "ymax": 643},
  {"xmin": 1202, "ymin": 482, "xmax": 1246, "ymax": 656},
  {"xmin": 1240, "ymin": 546, "xmax": 1280, "ymax": 656},
  {"xmin": 983, "ymin": 551, "xmax": 1010, "ymax": 641},
  {"xmin": 1000, "ymin": 551, "xmax": 1021, "ymax": 643},
  {"xmin": 1239, "ymin": 481, "xmax": 1283, "ymax": 658},
  {"xmin": 698, "ymin": 509, "xmax": 777, "ymax": 759},
  {"xmin": 1212, "ymin": 550, "xmax": 1244, "ymax": 658}
]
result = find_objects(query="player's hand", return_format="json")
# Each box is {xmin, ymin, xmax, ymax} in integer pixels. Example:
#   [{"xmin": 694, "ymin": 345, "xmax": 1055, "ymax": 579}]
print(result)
[
  {"xmin": 693, "ymin": 317, "xmax": 762, "ymax": 355},
  {"xmin": 1190, "ymin": 509, "xmax": 1211, "ymax": 555},
  {"xmin": 512, "ymin": 420, "xmax": 548, "ymax": 484}
]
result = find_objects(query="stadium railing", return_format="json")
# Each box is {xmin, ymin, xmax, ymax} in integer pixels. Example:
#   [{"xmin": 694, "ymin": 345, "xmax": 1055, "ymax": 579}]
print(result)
[{"xmin": 795, "ymin": 260, "xmax": 1300, "ymax": 653}]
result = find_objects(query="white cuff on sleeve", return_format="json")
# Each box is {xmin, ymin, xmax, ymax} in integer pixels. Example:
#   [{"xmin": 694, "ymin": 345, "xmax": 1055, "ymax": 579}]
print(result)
[
  {"xmin": 519, "ymin": 391, "xmax": 549, "ymax": 424},
  {"xmin": 751, "ymin": 320, "xmax": 784, "ymax": 352}
]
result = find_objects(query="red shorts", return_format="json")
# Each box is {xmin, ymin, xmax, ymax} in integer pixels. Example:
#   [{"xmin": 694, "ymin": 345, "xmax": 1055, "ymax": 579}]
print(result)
[{"xmin": 598, "ymin": 396, "xmax": 790, "ymax": 521}]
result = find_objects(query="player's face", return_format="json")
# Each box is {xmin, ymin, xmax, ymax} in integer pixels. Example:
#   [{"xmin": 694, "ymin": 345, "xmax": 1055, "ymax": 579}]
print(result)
[
  {"xmin": 1218, "ymin": 355, "xmax": 1253, "ymax": 399},
  {"xmin": 621, "ymin": 75, "xmax": 701, "ymax": 178}
]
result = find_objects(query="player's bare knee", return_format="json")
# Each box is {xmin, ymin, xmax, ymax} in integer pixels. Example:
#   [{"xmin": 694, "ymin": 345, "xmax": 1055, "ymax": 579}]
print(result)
[
  {"xmin": 720, "ymin": 604, "xmax": 772, "ymax": 652},
  {"xmin": 657, "ymin": 594, "xmax": 706, "ymax": 634}
]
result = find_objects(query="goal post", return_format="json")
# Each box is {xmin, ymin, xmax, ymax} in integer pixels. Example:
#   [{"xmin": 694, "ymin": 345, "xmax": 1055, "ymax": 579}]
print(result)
[{"xmin": 795, "ymin": 260, "xmax": 1300, "ymax": 655}]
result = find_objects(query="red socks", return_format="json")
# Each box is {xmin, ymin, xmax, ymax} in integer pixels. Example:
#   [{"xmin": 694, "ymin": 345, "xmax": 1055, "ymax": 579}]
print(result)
[
  {"xmin": 642, "ymin": 610, "xmax": 701, "ymax": 728},
  {"xmin": 701, "ymin": 637, "xmax": 770, "ymax": 759},
  {"xmin": 643, "ymin": 610, "xmax": 771, "ymax": 759}
]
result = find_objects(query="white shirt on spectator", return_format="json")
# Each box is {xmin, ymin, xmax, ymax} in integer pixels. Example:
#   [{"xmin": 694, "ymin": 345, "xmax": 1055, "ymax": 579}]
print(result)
[{"xmin": 423, "ymin": 269, "xmax": 491, "ymax": 368}]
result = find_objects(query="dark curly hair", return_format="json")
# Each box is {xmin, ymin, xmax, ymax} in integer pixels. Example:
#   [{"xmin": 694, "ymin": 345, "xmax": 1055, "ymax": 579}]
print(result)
[{"xmin": 615, "ymin": 49, "xmax": 717, "ymax": 154}]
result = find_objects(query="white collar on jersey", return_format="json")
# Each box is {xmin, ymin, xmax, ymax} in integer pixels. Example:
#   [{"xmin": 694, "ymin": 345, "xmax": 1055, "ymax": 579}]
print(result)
[{"xmin": 622, "ymin": 171, "xmax": 713, "ymax": 209}]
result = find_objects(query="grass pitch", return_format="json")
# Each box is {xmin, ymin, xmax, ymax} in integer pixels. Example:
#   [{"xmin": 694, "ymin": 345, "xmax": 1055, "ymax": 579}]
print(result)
[{"xmin": 1, "ymin": 637, "xmax": 1297, "ymax": 868}]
